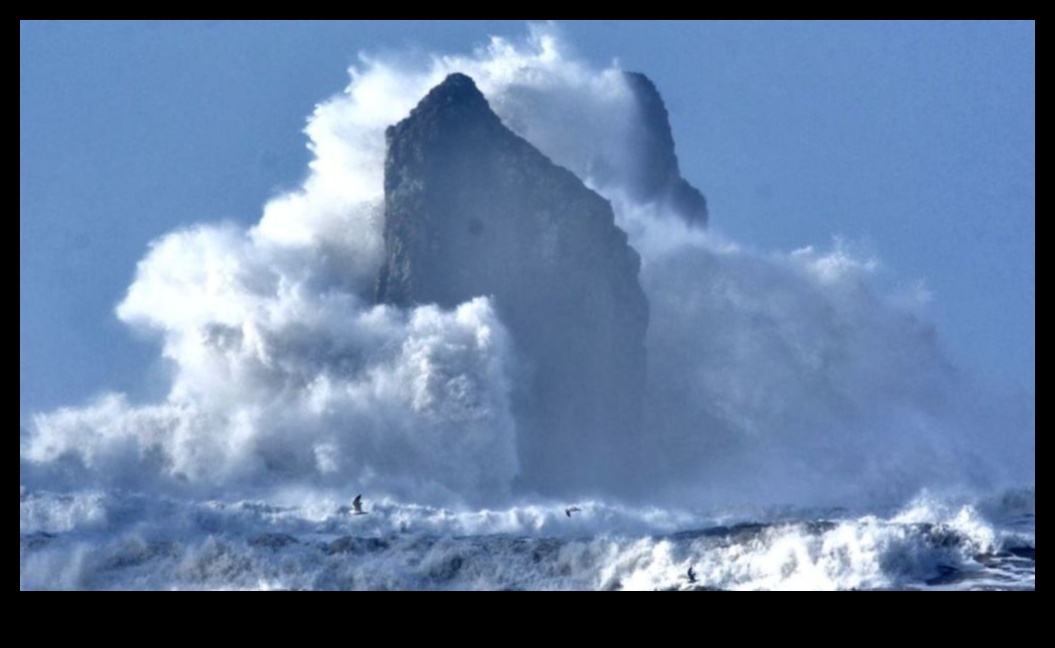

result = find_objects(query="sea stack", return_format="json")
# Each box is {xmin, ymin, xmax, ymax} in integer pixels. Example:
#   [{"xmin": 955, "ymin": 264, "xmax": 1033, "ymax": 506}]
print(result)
[
  {"xmin": 620, "ymin": 72, "xmax": 709, "ymax": 227},
  {"xmin": 376, "ymin": 74, "xmax": 649, "ymax": 495}
]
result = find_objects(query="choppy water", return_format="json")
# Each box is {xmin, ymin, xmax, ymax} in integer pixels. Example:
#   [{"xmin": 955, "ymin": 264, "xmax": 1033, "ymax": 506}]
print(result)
[{"xmin": 20, "ymin": 487, "xmax": 1033, "ymax": 591}]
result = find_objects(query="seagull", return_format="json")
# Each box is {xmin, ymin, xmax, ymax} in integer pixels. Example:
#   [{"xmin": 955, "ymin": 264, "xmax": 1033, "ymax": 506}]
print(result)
[
  {"xmin": 565, "ymin": 507, "xmax": 582, "ymax": 519},
  {"xmin": 687, "ymin": 567, "xmax": 698, "ymax": 585},
  {"xmin": 352, "ymin": 495, "xmax": 366, "ymax": 516}
]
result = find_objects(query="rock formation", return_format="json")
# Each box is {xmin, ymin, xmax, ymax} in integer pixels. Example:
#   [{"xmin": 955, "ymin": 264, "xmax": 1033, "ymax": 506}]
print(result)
[
  {"xmin": 619, "ymin": 72, "xmax": 709, "ymax": 227},
  {"xmin": 376, "ymin": 73, "xmax": 649, "ymax": 496}
]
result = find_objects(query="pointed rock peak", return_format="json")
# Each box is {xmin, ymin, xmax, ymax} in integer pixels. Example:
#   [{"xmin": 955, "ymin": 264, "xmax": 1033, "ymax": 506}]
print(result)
[
  {"xmin": 430, "ymin": 73, "xmax": 486, "ymax": 102},
  {"xmin": 397, "ymin": 73, "xmax": 499, "ymax": 132}
]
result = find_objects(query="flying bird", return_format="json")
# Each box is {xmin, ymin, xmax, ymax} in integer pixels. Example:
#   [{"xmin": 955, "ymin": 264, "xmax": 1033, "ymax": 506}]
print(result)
[
  {"xmin": 687, "ymin": 567, "xmax": 698, "ymax": 584},
  {"xmin": 352, "ymin": 495, "xmax": 366, "ymax": 516},
  {"xmin": 565, "ymin": 507, "xmax": 582, "ymax": 518}
]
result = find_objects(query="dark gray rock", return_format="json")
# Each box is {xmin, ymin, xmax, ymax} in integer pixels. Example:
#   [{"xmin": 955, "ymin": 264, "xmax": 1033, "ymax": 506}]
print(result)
[
  {"xmin": 376, "ymin": 73, "xmax": 649, "ymax": 497},
  {"xmin": 619, "ymin": 72, "xmax": 709, "ymax": 227}
]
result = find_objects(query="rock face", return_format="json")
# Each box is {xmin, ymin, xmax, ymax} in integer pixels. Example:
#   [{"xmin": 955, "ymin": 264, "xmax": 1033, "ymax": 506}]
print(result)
[
  {"xmin": 377, "ymin": 74, "xmax": 649, "ymax": 496},
  {"xmin": 619, "ymin": 72, "xmax": 709, "ymax": 227}
]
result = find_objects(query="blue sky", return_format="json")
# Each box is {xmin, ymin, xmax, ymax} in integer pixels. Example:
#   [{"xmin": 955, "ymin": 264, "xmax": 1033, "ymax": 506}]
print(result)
[{"xmin": 19, "ymin": 20, "xmax": 1034, "ymax": 420}]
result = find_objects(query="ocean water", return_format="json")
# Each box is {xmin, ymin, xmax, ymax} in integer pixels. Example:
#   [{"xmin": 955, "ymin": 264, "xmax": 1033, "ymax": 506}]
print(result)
[{"xmin": 19, "ymin": 488, "xmax": 1033, "ymax": 591}]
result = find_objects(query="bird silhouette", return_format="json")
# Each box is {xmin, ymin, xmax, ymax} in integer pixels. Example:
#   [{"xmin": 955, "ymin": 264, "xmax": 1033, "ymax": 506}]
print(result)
[
  {"xmin": 565, "ymin": 507, "xmax": 582, "ymax": 518},
  {"xmin": 687, "ymin": 567, "xmax": 697, "ymax": 584},
  {"xmin": 352, "ymin": 495, "xmax": 366, "ymax": 516}
]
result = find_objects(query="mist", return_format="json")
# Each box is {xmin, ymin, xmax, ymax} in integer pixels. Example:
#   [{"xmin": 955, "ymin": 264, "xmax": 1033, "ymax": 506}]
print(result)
[{"xmin": 20, "ymin": 26, "xmax": 1034, "ymax": 511}]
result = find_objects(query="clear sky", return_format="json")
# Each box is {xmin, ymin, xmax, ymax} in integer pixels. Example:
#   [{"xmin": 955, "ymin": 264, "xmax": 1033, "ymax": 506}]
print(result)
[{"xmin": 19, "ymin": 20, "xmax": 1035, "ymax": 420}]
